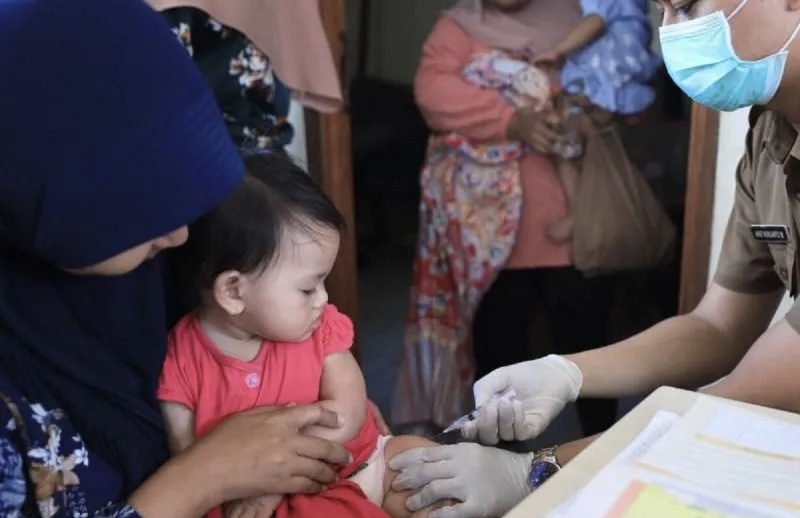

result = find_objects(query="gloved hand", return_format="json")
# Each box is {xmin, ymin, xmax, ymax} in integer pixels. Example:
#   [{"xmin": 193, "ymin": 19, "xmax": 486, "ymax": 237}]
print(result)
[
  {"xmin": 389, "ymin": 443, "xmax": 533, "ymax": 518},
  {"xmin": 463, "ymin": 354, "xmax": 582, "ymax": 444}
]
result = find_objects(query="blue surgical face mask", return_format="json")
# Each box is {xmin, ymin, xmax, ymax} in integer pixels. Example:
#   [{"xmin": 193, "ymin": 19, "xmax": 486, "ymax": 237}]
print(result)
[{"xmin": 659, "ymin": 0, "xmax": 800, "ymax": 112}]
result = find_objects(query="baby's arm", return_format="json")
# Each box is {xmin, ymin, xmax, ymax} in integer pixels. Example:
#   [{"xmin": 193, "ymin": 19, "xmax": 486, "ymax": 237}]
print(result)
[
  {"xmin": 303, "ymin": 350, "xmax": 367, "ymax": 444},
  {"xmin": 160, "ymin": 401, "xmax": 196, "ymax": 454},
  {"xmin": 550, "ymin": 15, "xmax": 606, "ymax": 58}
]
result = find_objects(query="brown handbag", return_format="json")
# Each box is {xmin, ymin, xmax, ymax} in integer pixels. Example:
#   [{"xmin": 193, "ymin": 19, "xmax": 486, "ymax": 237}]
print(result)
[{"xmin": 572, "ymin": 123, "xmax": 677, "ymax": 276}]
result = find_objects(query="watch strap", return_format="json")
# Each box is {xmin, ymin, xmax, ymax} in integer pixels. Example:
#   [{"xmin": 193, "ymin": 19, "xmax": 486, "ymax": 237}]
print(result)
[{"xmin": 528, "ymin": 446, "xmax": 561, "ymax": 490}]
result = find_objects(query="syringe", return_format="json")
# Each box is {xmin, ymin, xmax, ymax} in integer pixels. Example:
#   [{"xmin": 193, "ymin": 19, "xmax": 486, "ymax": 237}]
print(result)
[{"xmin": 440, "ymin": 388, "xmax": 517, "ymax": 434}]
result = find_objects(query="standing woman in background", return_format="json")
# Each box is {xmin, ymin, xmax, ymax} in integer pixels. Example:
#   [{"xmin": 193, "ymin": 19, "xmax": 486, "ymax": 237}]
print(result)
[{"xmin": 393, "ymin": 0, "xmax": 620, "ymax": 438}]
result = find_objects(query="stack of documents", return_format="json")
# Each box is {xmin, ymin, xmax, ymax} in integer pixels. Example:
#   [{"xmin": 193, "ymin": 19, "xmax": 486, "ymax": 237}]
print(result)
[{"xmin": 549, "ymin": 399, "xmax": 800, "ymax": 517}]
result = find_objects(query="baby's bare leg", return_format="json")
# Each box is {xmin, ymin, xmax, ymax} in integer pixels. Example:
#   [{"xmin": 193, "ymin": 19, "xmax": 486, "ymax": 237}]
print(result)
[
  {"xmin": 546, "ymin": 159, "xmax": 579, "ymax": 242},
  {"xmin": 381, "ymin": 436, "xmax": 459, "ymax": 518},
  {"xmin": 558, "ymin": 158, "xmax": 579, "ymax": 205}
]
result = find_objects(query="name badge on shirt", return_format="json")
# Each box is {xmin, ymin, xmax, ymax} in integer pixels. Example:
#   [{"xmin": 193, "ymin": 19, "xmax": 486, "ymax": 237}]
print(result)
[{"xmin": 750, "ymin": 224, "xmax": 790, "ymax": 244}]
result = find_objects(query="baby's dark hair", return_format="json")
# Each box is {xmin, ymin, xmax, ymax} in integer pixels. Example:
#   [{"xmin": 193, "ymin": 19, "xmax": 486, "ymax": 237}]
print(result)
[{"xmin": 187, "ymin": 152, "xmax": 345, "ymax": 291}]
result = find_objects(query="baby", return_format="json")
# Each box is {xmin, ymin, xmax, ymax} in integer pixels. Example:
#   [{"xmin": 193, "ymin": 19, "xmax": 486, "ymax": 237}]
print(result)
[
  {"xmin": 158, "ymin": 153, "xmax": 452, "ymax": 518},
  {"xmin": 536, "ymin": 0, "xmax": 660, "ymax": 115},
  {"xmin": 535, "ymin": 0, "xmax": 661, "ymax": 241}
]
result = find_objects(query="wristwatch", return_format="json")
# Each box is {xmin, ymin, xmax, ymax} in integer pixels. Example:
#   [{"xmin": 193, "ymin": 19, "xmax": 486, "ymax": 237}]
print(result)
[{"xmin": 528, "ymin": 446, "xmax": 562, "ymax": 490}]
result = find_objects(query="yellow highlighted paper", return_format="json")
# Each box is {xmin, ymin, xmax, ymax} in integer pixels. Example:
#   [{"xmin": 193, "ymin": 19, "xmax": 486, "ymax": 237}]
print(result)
[{"xmin": 606, "ymin": 481, "xmax": 737, "ymax": 518}]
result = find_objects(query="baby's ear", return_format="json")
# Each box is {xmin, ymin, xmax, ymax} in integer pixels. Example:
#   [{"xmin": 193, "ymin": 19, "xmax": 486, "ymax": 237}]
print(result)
[{"xmin": 213, "ymin": 270, "xmax": 245, "ymax": 316}]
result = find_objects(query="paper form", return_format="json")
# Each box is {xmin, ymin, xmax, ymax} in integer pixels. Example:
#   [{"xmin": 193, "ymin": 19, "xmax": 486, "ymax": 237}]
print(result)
[
  {"xmin": 700, "ymin": 407, "xmax": 800, "ymax": 460},
  {"xmin": 610, "ymin": 481, "xmax": 750, "ymax": 518},
  {"xmin": 548, "ymin": 411, "xmax": 679, "ymax": 517},
  {"xmin": 637, "ymin": 398, "xmax": 800, "ymax": 510},
  {"xmin": 547, "ymin": 400, "xmax": 800, "ymax": 518},
  {"xmin": 611, "ymin": 410, "xmax": 679, "ymax": 464},
  {"xmin": 556, "ymin": 466, "xmax": 795, "ymax": 518}
]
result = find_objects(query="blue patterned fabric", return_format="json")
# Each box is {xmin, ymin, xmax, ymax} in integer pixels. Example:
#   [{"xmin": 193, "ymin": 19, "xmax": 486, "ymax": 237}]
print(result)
[
  {"xmin": 562, "ymin": 0, "xmax": 662, "ymax": 114},
  {"xmin": 0, "ymin": 375, "xmax": 142, "ymax": 517},
  {"xmin": 163, "ymin": 8, "xmax": 295, "ymax": 151}
]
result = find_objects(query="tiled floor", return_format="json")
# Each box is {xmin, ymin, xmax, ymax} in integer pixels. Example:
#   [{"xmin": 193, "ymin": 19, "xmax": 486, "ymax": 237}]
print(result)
[{"xmin": 357, "ymin": 245, "xmax": 641, "ymax": 446}]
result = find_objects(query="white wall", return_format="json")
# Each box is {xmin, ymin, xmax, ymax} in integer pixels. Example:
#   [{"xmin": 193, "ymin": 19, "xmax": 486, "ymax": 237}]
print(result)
[
  {"xmin": 707, "ymin": 109, "xmax": 792, "ymax": 323},
  {"xmin": 649, "ymin": 8, "xmax": 663, "ymax": 55},
  {"xmin": 286, "ymin": 100, "xmax": 308, "ymax": 168}
]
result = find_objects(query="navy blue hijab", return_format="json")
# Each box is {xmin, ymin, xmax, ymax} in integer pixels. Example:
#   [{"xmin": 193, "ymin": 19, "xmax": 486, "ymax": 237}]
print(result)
[{"xmin": 0, "ymin": 0, "xmax": 243, "ymax": 492}]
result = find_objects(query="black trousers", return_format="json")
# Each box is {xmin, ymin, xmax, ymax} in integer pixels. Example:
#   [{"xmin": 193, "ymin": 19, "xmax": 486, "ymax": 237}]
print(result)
[{"xmin": 472, "ymin": 267, "xmax": 619, "ymax": 437}]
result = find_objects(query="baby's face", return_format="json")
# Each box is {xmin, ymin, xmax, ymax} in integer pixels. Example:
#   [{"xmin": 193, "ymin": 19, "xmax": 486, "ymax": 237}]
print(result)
[{"xmin": 238, "ymin": 223, "xmax": 340, "ymax": 343}]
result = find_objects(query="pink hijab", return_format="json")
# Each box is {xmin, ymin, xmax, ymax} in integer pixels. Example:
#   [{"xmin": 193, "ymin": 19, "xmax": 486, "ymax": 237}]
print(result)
[
  {"xmin": 147, "ymin": 0, "xmax": 343, "ymax": 113},
  {"xmin": 446, "ymin": 0, "xmax": 582, "ymax": 56}
]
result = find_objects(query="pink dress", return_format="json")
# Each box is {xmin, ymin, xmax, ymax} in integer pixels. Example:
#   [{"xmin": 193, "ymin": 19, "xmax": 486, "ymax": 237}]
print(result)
[
  {"xmin": 158, "ymin": 304, "xmax": 386, "ymax": 518},
  {"xmin": 392, "ymin": 17, "xmax": 571, "ymax": 428}
]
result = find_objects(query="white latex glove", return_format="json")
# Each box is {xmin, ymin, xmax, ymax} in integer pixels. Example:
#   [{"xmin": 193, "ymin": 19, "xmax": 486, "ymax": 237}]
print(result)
[
  {"xmin": 389, "ymin": 443, "xmax": 533, "ymax": 518},
  {"xmin": 463, "ymin": 355, "xmax": 582, "ymax": 444}
]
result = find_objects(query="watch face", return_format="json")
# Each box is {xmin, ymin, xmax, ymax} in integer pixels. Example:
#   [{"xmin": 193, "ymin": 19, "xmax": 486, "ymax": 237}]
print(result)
[{"xmin": 529, "ymin": 461, "xmax": 560, "ymax": 489}]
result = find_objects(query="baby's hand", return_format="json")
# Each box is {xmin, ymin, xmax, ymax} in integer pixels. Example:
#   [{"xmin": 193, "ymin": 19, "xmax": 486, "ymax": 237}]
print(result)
[
  {"xmin": 533, "ymin": 49, "xmax": 564, "ymax": 68},
  {"xmin": 223, "ymin": 495, "xmax": 282, "ymax": 518}
]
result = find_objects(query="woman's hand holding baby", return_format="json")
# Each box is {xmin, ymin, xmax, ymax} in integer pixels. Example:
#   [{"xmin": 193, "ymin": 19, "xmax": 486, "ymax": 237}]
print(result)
[
  {"xmin": 507, "ymin": 108, "xmax": 564, "ymax": 154},
  {"xmin": 207, "ymin": 404, "xmax": 350, "ymax": 496},
  {"xmin": 137, "ymin": 404, "xmax": 351, "ymax": 515}
]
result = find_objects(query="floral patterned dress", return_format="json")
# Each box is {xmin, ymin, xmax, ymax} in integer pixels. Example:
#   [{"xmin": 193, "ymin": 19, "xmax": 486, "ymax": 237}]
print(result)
[
  {"xmin": 394, "ymin": 52, "xmax": 554, "ymax": 428},
  {"xmin": 161, "ymin": 7, "xmax": 294, "ymax": 151},
  {"xmin": 0, "ymin": 375, "xmax": 140, "ymax": 518}
]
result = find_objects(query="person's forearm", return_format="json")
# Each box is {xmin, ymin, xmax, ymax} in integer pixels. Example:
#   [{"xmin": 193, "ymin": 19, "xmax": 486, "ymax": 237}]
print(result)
[
  {"xmin": 128, "ymin": 452, "xmax": 215, "ymax": 517},
  {"xmin": 701, "ymin": 320, "xmax": 800, "ymax": 413},
  {"xmin": 567, "ymin": 313, "xmax": 740, "ymax": 399},
  {"xmin": 553, "ymin": 15, "xmax": 605, "ymax": 56},
  {"xmin": 554, "ymin": 435, "xmax": 599, "ymax": 465}
]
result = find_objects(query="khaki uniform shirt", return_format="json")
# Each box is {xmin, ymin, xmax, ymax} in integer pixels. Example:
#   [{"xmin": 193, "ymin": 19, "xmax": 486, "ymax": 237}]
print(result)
[{"xmin": 715, "ymin": 107, "xmax": 800, "ymax": 330}]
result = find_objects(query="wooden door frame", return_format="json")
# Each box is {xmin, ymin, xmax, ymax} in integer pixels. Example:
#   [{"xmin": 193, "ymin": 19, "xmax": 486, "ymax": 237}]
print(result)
[
  {"xmin": 678, "ymin": 104, "xmax": 719, "ymax": 314},
  {"xmin": 307, "ymin": 0, "xmax": 359, "ymax": 358},
  {"xmin": 310, "ymin": 0, "xmax": 721, "ymax": 332}
]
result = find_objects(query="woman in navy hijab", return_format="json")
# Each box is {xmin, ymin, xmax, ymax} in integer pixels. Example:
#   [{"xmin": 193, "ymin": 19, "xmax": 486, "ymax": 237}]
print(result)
[{"xmin": 0, "ymin": 0, "xmax": 349, "ymax": 516}]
